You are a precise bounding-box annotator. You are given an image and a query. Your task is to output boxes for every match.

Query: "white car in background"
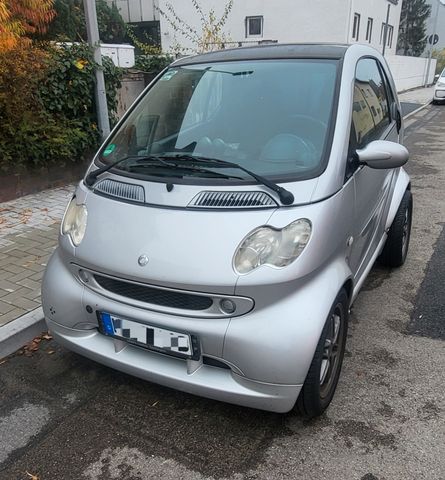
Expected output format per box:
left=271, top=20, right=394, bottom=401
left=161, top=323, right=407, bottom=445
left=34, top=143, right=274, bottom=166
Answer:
left=433, top=68, right=445, bottom=104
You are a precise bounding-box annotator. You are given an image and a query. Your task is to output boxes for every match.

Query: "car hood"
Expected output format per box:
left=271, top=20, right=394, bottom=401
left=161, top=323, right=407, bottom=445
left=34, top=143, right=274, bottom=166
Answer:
left=70, top=182, right=278, bottom=294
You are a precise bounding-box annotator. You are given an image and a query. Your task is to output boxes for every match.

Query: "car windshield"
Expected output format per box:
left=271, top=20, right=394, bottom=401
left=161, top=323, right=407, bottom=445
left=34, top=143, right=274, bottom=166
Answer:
left=100, top=59, right=339, bottom=182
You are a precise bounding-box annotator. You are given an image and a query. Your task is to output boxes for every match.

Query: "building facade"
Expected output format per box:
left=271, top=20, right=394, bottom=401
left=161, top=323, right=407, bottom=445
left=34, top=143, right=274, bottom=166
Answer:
left=158, top=0, right=403, bottom=55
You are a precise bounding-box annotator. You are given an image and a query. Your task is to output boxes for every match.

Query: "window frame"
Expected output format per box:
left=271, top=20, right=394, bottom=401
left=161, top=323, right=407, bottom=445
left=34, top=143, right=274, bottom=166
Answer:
left=366, top=17, right=373, bottom=43
left=352, top=13, right=361, bottom=41
left=245, top=16, right=264, bottom=38
left=346, top=56, right=395, bottom=180
left=380, top=23, right=394, bottom=47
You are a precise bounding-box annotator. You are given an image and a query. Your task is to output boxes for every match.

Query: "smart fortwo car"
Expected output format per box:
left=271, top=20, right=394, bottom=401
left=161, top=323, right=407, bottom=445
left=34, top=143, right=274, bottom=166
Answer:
left=42, top=44, right=412, bottom=417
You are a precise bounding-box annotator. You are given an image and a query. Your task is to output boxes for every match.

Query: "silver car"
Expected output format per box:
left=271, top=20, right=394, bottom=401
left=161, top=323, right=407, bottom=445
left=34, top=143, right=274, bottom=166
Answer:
left=433, top=67, right=445, bottom=104
left=42, top=44, right=412, bottom=417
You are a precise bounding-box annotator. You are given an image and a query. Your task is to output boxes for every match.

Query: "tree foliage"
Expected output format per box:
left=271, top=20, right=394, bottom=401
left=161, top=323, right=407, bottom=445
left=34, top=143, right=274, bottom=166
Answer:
left=0, top=42, right=121, bottom=172
left=0, top=0, right=55, bottom=52
left=397, top=0, right=432, bottom=57
left=433, top=48, right=445, bottom=74
left=158, top=0, right=234, bottom=54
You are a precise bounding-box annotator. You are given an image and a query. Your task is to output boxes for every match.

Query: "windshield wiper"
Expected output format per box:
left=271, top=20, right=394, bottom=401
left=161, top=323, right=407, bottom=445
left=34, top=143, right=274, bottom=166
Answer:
left=165, top=154, right=295, bottom=205
left=84, top=155, right=165, bottom=187
left=84, top=154, right=243, bottom=186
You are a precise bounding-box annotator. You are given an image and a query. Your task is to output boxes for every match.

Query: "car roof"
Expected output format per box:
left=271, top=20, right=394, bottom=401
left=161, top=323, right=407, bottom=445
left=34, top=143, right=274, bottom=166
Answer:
left=174, top=43, right=350, bottom=66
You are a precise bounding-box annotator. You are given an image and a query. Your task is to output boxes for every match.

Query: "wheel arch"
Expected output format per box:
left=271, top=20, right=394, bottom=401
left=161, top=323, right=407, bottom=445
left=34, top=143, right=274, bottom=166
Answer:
left=385, top=168, right=411, bottom=231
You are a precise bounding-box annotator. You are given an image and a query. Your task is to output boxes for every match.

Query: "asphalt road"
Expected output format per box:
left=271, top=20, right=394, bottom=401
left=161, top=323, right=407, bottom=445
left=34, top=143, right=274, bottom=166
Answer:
left=400, top=101, right=424, bottom=118
left=1, top=105, right=445, bottom=480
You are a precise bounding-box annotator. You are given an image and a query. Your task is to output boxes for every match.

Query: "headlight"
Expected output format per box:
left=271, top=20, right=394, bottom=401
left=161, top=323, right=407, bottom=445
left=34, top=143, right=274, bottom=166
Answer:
left=233, top=219, right=312, bottom=274
left=61, top=197, right=88, bottom=246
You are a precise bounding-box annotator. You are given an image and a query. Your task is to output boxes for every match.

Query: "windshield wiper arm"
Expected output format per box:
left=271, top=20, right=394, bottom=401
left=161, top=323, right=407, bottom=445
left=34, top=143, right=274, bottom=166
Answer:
left=168, top=154, right=295, bottom=205
left=84, top=155, right=178, bottom=187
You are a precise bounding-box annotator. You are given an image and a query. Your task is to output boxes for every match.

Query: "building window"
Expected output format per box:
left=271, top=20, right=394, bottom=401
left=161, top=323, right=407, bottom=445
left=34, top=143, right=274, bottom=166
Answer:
left=246, top=16, right=263, bottom=37
left=380, top=23, right=394, bottom=48
left=352, top=13, right=360, bottom=40
left=366, top=18, right=373, bottom=42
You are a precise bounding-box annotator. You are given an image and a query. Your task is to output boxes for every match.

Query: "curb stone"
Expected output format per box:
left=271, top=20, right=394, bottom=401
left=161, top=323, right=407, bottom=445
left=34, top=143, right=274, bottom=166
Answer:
left=0, top=307, right=46, bottom=360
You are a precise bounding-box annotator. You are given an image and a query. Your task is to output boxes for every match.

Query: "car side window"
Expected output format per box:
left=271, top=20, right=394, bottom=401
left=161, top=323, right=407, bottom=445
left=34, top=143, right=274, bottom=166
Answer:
left=346, top=58, right=391, bottom=180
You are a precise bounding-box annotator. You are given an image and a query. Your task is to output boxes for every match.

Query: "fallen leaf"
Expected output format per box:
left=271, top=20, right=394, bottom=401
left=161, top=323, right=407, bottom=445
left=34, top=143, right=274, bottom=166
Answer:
left=47, top=350, right=55, bottom=355
left=42, top=334, right=52, bottom=340
left=25, top=471, right=39, bottom=480
left=0, top=360, right=6, bottom=366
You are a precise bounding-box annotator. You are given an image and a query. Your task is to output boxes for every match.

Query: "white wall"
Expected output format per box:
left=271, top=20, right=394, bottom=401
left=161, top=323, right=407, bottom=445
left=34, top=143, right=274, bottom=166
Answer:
left=386, top=55, right=437, bottom=91
left=158, top=0, right=402, bottom=54
left=159, top=0, right=351, bottom=53
left=349, top=0, right=402, bottom=55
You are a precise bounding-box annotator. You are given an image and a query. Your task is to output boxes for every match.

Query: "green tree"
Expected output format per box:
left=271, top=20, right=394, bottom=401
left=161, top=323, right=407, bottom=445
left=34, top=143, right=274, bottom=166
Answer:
left=397, top=0, right=432, bottom=57
left=44, top=0, right=126, bottom=43
left=433, top=48, right=445, bottom=74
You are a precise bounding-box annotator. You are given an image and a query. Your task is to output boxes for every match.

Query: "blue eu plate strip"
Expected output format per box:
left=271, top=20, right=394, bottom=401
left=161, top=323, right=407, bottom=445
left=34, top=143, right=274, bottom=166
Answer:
left=100, top=313, right=114, bottom=335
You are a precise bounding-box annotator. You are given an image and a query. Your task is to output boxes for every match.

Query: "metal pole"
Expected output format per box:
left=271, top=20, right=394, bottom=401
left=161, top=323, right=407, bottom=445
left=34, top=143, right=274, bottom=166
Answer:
left=83, top=0, right=111, bottom=139
left=382, top=3, right=391, bottom=56
left=425, top=0, right=440, bottom=87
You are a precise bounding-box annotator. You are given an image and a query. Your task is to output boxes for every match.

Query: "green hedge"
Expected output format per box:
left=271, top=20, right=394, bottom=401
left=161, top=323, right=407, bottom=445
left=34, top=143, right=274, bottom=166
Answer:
left=0, top=42, right=122, bottom=173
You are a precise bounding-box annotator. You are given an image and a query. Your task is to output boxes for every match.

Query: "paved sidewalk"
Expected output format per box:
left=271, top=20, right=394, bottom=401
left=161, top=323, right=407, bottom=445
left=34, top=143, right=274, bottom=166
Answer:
left=0, top=185, right=74, bottom=327
left=398, top=85, right=434, bottom=105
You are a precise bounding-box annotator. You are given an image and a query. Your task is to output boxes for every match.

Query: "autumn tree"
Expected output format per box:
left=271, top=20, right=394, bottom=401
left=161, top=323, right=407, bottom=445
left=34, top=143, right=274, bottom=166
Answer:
left=0, top=0, right=55, bottom=52
left=397, top=0, right=432, bottom=57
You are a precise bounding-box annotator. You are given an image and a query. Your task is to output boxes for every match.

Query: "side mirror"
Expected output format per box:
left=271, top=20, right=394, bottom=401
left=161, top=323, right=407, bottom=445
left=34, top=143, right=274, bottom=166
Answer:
left=356, top=140, right=409, bottom=169
left=435, top=74, right=440, bottom=83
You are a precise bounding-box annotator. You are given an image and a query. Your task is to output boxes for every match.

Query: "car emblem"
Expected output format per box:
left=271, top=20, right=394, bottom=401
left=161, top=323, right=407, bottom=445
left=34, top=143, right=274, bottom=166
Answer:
left=138, top=254, right=149, bottom=267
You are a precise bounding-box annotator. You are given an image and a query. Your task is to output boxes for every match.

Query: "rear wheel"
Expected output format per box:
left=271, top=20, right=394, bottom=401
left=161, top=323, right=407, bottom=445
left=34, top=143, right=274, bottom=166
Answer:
left=296, top=289, right=349, bottom=418
left=379, top=189, right=412, bottom=268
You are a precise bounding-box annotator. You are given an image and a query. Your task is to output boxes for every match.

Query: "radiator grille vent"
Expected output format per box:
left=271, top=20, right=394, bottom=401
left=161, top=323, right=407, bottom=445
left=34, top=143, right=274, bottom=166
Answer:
left=94, top=275, right=213, bottom=311
left=189, top=191, right=277, bottom=209
left=94, top=179, right=145, bottom=203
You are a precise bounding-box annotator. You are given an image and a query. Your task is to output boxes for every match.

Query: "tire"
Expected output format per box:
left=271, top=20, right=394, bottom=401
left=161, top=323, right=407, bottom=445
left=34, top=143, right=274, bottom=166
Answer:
left=296, top=289, right=349, bottom=418
left=379, top=189, right=413, bottom=268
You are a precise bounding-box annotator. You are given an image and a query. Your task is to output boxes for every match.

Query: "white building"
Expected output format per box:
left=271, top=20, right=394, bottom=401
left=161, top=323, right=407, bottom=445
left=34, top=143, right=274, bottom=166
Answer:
left=158, top=0, right=403, bottom=56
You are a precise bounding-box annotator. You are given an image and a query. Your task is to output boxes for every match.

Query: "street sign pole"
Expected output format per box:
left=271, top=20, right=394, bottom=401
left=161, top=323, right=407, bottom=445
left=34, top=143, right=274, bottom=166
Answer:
left=83, top=0, right=111, bottom=139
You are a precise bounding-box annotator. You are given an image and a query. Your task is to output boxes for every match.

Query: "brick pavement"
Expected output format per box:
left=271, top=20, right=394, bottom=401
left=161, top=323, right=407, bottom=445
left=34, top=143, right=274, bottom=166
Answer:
left=0, top=185, right=75, bottom=326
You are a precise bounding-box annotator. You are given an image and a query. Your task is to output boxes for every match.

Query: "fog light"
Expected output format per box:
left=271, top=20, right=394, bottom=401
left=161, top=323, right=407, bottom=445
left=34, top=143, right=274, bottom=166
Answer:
left=220, top=299, right=236, bottom=314
left=79, top=269, right=89, bottom=283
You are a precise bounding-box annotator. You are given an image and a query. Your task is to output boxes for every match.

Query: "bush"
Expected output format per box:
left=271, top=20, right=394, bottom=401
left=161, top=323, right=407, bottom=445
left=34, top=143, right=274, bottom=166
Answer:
left=134, top=54, right=172, bottom=74
left=0, top=41, right=122, bottom=173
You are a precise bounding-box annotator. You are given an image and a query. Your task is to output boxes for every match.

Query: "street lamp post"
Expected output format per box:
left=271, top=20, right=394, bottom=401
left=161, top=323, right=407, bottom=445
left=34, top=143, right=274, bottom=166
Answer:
left=425, top=0, right=445, bottom=87
left=83, top=0, right=111, bottom=139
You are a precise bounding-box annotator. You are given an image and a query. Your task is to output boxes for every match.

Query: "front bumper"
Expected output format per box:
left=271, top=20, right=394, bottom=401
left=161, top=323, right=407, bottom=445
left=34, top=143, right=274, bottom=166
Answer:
left=46, top=317, right=300, bottom=413
left=42, top=249, right=305, bottom=412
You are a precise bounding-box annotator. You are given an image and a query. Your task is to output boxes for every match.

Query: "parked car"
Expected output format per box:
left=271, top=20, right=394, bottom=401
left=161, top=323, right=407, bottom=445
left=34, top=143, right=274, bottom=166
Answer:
left=433, top=68, right=445, bottom=104
left=42, top=43, right=412, bottom=417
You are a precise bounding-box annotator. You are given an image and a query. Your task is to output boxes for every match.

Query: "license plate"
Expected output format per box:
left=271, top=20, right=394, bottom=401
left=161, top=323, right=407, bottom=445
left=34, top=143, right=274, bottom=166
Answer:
left=98, top=312, right=198, bottom=359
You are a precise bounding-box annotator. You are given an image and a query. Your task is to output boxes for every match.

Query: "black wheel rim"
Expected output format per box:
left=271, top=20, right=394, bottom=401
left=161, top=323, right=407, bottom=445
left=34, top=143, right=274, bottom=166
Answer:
left=319, top=303, right=345, bottom=399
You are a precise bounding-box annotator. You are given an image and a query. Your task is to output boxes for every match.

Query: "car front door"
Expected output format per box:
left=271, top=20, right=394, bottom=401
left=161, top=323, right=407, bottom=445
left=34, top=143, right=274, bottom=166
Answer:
left=348, top=57, right=400, bottom=281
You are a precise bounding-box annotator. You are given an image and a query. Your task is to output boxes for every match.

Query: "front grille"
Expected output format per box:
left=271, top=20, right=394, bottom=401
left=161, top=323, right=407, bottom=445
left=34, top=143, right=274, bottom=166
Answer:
left=189, top=191, right=278, bottom=209
left=94, top=275, right=213, bottom=311
left=94, top=179, right=145, bottom=203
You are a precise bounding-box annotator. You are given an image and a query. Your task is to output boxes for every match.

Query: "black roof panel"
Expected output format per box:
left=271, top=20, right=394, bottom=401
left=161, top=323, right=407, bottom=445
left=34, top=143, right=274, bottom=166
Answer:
left=174, top=43, right=349, bottom=66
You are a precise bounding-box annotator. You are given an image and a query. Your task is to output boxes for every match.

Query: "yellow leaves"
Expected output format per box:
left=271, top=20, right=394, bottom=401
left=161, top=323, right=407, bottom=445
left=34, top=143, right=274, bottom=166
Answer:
left=0, top=0, right=55, bottom=53
left=74, top=58, right=88, bottom=70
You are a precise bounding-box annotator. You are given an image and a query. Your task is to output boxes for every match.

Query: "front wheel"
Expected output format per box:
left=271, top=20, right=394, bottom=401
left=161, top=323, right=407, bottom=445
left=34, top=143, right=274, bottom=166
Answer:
left=296, top=289, right=349, bottom=418
left=379, top=189, right=413, bottom=268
